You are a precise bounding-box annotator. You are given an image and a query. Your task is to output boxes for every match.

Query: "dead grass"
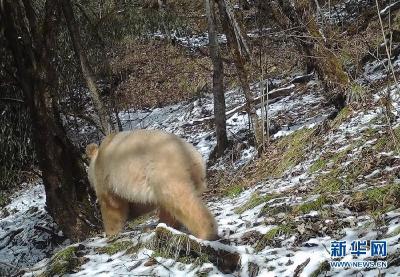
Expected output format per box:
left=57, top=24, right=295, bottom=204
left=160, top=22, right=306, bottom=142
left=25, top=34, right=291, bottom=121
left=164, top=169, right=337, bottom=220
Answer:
left=347, top=183, right=400, bottom=213
left=110, top=39, right=212, bottom=109
left=166, top=0, right=207, bottom=31
left=214, top=128, right=317, bottom=197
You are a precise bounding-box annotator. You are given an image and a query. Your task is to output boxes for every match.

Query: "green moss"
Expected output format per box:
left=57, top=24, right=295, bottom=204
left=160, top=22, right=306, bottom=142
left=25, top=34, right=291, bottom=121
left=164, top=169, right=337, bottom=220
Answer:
left=293, top=196, right=328, bottom=214
left=363, top=127, right=376, bottom=138
left=344, top=162, right=364, bottom=185
left=310, top=144, right=353, bottom=176
left=261, top=203, right=293, bottom=216
left=330, top=106, right=351, bottom=128
left=309, top=158, right=327, bottom=173
left=235, top=193, right=276, bottom=214
left=39, top=246, right=79, bottom=277
left=150, top=227, right=205, bottom=265
left=352, top=183, right=400, bottom=213
left=374, top=126, right=400, bottom=153
left=97, top=240, right=135, bottom=255
left=149, top=226, right=240, bottom=272
left=330, top=148, right=350, bottom=164
left=375, top=136, right=389, bottom=152
left=347, top=83, right=367, bottom=103
left=225, top=185, right=244, bottom=198
left=271, top=128, right=315, bottom=177
left=314, top=145, right=363, bottom=192
left=315, top=168, right=343, bottom=193
left=366, top=187, right=391, bottom=207
left=309, top=260, right=330, bottom=277
left=365, top=184, right=400, bottom=211
left=255, top=224, right=296, bottom=252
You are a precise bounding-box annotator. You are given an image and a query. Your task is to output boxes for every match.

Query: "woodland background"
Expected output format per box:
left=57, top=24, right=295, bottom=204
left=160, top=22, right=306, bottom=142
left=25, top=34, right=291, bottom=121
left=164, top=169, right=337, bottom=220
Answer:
left=1, top=0, right=400, bottom=276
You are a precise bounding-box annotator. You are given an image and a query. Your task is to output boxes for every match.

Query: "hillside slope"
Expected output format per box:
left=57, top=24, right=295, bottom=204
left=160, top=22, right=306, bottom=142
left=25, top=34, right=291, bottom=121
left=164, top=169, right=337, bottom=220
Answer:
left=1, top=59, right=399, bottom=275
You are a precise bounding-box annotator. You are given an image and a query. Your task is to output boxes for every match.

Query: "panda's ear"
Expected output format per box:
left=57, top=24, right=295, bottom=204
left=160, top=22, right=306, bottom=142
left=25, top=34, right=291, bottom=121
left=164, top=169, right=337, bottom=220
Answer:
left=85, top=143, right=99, bottom=159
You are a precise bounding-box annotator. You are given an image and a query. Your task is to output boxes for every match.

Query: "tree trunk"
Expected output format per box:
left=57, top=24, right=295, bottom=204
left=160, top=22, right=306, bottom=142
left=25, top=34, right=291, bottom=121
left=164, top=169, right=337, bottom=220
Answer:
left=1, top=0, right=100, bottom=241
left=205, top=0, right=228, bottom=157
left=60, top=0, right=113, bottom=135
left=268, top=0, right=349, bottom=108
left=216, top=0, right=262, bottom=149
left=157, top=0, right=171, bottom=39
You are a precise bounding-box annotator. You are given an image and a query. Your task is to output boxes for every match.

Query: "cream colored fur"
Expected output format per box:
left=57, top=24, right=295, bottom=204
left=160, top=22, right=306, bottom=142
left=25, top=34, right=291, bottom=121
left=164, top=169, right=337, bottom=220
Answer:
left=86, top=129, right=218, bottom=240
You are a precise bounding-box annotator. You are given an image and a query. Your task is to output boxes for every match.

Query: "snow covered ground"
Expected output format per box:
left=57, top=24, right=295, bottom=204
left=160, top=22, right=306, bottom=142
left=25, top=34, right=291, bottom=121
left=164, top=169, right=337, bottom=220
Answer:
left=2, top=63, right=400, bottom=276
left=0, top=183, right=70, bottom=275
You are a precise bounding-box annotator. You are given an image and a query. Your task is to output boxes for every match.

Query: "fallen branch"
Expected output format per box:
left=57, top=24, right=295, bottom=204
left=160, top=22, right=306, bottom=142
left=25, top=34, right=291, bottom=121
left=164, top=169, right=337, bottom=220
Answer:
left=0, top=97, right=24, bottom=104
left=293, top=257, right=311, bottom=277
left=190, top=84, right=295, bottom=125
left=380, top=1, right=400, bottom=16
left=226, top=84, right=294, bottom=118
left=144, top=253, right=171, bottom=272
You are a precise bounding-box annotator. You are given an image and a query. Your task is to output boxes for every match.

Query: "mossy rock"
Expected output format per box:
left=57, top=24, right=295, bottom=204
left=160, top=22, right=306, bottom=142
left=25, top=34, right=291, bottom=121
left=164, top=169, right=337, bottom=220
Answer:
left=38, top=246, right=80, bottom=277
left=97, top=239, right=137, bottom=255
left=149, top=226, right=240, bottom=273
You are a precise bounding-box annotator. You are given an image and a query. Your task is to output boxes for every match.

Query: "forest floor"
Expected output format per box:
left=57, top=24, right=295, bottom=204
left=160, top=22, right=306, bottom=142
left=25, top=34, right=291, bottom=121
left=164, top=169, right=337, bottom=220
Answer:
left=1, top=49, right=400, bottom=276
left=2, top=1, right=400, bottom=275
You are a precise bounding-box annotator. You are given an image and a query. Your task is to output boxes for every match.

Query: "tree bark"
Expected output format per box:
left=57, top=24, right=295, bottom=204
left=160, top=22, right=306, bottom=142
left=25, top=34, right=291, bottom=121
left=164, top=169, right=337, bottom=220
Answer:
left=267, top=0, right=349, bottom=108
left=157, top=0, right=171, bottom=39
left=1, top=0, right=100, bottom=241
left=60, top=0, right=113, bottom=135
left=205, top=0, right=228, bottom=157
left=216, top=0, right=262, bottom=149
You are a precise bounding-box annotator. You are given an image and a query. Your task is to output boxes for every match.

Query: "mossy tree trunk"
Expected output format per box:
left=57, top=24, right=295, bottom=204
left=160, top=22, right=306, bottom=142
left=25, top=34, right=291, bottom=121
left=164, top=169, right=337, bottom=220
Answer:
left=1, top=0, right=100, bottom=241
